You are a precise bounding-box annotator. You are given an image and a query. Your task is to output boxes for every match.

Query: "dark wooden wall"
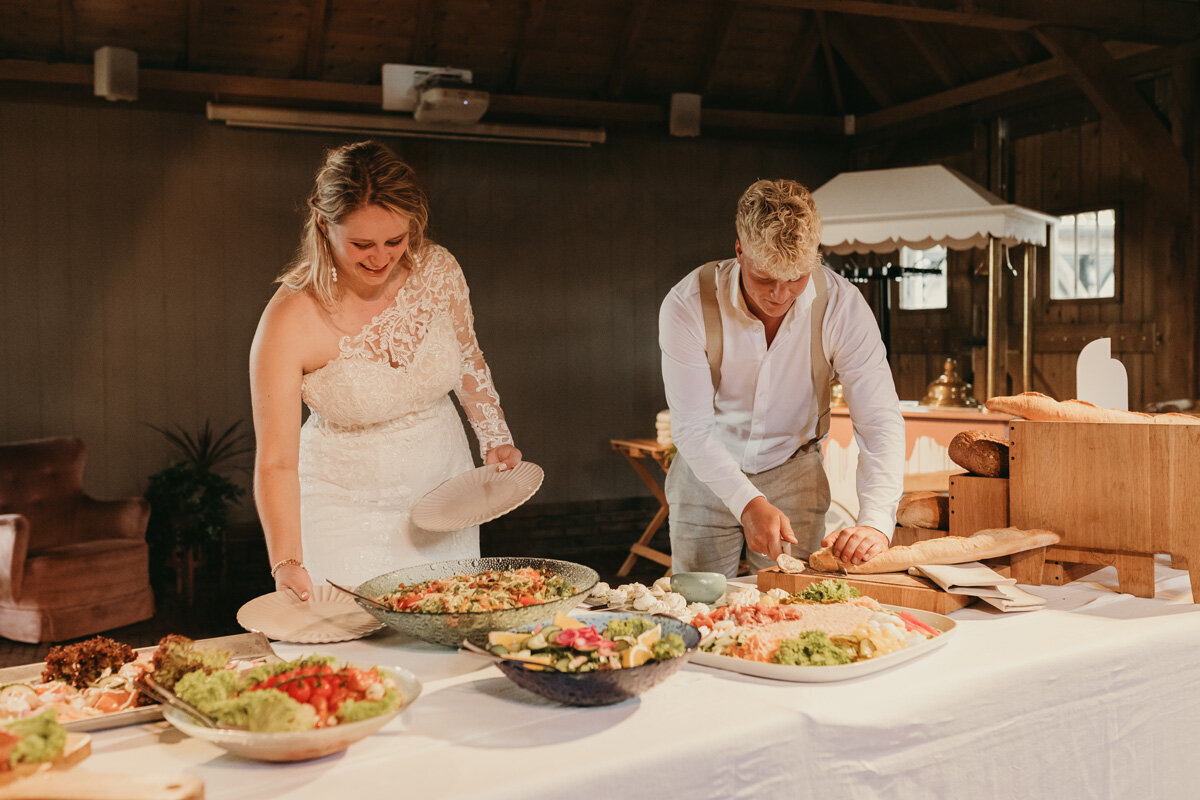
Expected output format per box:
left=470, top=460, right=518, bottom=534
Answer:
left=0, top=98, right=843, bottom=510
left=880, top=107, right=1196, bottom=410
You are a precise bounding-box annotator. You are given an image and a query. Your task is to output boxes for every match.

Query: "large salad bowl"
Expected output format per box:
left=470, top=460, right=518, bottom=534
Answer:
left=354, top=557, right=599, bottom=648
left=162, top=663, right=422, bottom=762
left=495, top=611, right=701, bottom=706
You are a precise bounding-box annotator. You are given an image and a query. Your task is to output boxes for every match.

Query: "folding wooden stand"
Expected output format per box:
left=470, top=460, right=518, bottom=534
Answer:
left=610, top=438, right=673, bottom=577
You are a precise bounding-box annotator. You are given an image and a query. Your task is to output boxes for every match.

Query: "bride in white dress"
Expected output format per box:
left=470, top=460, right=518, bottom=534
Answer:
left=250, top=141, right=521, bottom=600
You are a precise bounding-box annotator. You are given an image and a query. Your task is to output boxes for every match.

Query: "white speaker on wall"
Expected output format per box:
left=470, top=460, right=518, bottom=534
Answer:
left=669, top=92, right=702, bottom=138
left=94, top=46, right=138, bottom=102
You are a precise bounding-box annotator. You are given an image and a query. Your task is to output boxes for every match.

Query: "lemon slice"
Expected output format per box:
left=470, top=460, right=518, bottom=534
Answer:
left=636, top=624, right=662, bottom=648
left=621, top=644, right=654, bottom=669
left=553, top=612, right=587, bottom=630
left=488, top=631, right=532, bottom=649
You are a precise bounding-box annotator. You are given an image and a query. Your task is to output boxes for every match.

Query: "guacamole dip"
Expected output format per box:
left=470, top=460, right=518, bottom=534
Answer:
left=797, top=579, right=861, bottom=603
left=772, top=631, right=854, bottom=667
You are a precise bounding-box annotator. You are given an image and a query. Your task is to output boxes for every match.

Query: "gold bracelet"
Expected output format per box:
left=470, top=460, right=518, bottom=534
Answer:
left=270, top=558, right=304, bottom=579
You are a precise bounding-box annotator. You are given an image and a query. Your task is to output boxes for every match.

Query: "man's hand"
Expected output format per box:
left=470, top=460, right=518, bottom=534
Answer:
left=821, top=526, right=889, bottom=565
left=740, top=497, right=798, bottom=560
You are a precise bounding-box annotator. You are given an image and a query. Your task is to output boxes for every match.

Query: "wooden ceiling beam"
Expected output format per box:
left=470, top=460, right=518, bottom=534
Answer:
left=303, top=0, right=330, bottom=79
left=897, top=19, right=967, bottom=88
left=1034, top=25, right=1190, bottom=208
left=999, top=31, right=1039, bottom=66
left=699, top=0, right=738, bottom=97
left=822, top=14, right=893, bottom=107
left=777, top=19, right=822, bottom=109
left=814, top=12, right=844, bottom=115
left=857, top=40, right=1156, bottom=133
left=746, top=0, right=1198, bottom=41
left=0, top=59, right=845, bottom=135
left=185, top=0, right=202, bottom=69
left=609, top=0, right=651, bottom=99
left=507, top=0, right=547, bottom=93
left=58, top=0, right=75, bottom=62
left=409, top=0, right=439, bottom=65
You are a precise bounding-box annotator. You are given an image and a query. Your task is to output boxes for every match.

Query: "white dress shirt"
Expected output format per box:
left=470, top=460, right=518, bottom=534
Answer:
left=659, top=258, right=905, bottom=537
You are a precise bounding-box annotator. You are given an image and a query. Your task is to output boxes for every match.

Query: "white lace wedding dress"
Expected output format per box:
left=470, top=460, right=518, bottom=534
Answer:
left=297, top=244, right=513, bottom=585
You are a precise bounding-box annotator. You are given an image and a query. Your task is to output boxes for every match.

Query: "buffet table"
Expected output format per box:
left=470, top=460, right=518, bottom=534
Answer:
left=79, top=561, right=1200, bottom=799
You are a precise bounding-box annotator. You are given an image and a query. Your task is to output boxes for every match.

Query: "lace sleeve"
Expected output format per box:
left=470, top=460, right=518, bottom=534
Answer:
left=443, top=250, right=514, bottom=458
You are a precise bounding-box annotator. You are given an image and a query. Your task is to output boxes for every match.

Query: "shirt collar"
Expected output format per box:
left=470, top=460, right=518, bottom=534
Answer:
left=723, top=258, right=816, bottom=331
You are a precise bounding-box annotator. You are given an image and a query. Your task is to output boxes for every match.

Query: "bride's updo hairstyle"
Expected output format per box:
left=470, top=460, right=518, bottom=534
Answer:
left=279, top=140, right=430, bottom=307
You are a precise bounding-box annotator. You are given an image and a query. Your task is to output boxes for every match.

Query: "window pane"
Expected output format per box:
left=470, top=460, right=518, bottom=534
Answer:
left=899, top=245, right=948, bottom=310
left=1051, top=209, right=1116, bottom=300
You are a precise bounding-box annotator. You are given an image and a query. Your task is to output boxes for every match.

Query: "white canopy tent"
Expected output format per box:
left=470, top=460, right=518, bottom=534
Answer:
left=811, top=165, right=1060, bottom=398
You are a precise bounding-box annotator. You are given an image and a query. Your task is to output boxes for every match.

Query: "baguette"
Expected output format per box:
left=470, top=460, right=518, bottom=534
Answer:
left=948, top=430, right=1009, bottom=477
left=986, top=393, right=1153, bottom=424
left=1153, top=412, right=1200, bottom=425
left=808, top=526, right=1060, bottom=574
left=896, top=491, right=949, bottom=530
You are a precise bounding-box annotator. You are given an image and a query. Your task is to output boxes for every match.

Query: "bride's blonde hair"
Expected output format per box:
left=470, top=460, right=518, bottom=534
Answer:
left=279, top=140, right=430, bottom=307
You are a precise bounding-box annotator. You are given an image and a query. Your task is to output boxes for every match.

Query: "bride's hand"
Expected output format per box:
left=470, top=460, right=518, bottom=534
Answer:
left=485, top=445, right=523, bottom=472
left=276, top=564, right=313, bottom=602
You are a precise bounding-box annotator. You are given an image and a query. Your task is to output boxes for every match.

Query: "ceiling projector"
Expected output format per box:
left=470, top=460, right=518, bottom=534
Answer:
left=414, top=75, right=490, bottom=124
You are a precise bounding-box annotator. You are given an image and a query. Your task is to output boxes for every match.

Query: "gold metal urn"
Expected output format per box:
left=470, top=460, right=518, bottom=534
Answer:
left=921, top=357, right=979, bottom=408
left=830, top=379, right=846, bottom=407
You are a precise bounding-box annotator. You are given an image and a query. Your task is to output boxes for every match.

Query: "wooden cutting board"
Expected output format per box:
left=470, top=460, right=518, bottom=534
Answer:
left=757, top=567, right=976, bottom=614
left=0, top=732, right=91, bottom=788
left=0, top=773, right=202, bottom=800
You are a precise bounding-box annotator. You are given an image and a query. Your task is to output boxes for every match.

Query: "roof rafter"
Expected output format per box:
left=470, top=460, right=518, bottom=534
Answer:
left=303, top=0, right=330, bottom=80
left=746, top=0, right=1198, bottom=42
left=699, top=0, right=738, bottom=97
left=822, top=14, right=894, bottom=107
left=897, top=20, right=967, bottom=88
left=409, top=0, right=439, bottom=66
left=508, top=0, right=547, bottom=93
left=776, top=16, right=822, bottom=109
left=1034, top=25, right=1190, bottom=208
left=185, top=0, right=202, bottom=69
left=609, top=0, right=651, bottom=99
left=58, top=0, right=75, bottom=61
left=815, top=11, right=845, bottom=114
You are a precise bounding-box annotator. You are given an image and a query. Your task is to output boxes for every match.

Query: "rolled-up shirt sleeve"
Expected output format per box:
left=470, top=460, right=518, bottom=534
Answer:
left=659, top=281, right=763, bottom=520
left=825, top=285, right=905, bottom=538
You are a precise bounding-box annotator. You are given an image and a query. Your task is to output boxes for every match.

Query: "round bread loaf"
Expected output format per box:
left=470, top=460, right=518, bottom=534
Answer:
left=948, top=430, right=1010, bottom=477
left=896, top=491, right=949, bottom=530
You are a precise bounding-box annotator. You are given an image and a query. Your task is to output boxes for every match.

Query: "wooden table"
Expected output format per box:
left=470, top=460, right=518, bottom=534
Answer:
left=609, top=438, right=673, bottom=576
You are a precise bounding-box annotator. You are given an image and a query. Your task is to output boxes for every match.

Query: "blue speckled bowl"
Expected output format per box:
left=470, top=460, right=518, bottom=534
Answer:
left=355, top=557, right=599, bottom=648
left=494, top=611, right=700, bottom=706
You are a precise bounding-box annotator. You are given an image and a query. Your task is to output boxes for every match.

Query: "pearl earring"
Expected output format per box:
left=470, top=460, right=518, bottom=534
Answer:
left=331, top=266, right=338, bottom=283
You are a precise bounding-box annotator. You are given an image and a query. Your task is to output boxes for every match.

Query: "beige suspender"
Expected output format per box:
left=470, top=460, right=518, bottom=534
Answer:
left=698, top=259, right=833, bottom=448
left=697, top=261, right=724, bottom=392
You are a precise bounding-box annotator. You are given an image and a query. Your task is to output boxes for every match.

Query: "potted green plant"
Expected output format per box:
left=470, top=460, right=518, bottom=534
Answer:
left=144, top=420, right=253, bottom=601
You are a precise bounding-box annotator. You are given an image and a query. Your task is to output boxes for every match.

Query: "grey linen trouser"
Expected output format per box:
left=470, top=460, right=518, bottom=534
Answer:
left=666, top=448, right=830, bottom=578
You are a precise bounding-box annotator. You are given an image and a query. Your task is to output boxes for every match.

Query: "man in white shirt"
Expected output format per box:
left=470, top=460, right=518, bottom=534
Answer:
left=659, top=179, right=904, bottom=576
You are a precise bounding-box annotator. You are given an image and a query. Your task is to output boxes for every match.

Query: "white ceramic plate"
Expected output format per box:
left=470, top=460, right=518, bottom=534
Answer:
left=236, top=586, right=384, bottom=643
left=689, top=604, right=956, bottom=682
left=163, top=664, right=421, bottom=762
left=411, top=461, right=544, bottom=531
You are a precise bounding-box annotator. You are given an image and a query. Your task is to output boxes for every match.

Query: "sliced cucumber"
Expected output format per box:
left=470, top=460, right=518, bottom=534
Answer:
left=489, top=644, right=510, bottom=656
left=539, top=625, right=561, bottom=642
left=524, top=633, right=548, bottom=651
left=0, top=684, right=38, bottom=706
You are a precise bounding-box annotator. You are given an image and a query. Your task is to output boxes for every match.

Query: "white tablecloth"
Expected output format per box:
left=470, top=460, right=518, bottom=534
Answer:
left=81, top=559, right=1200, bottom=799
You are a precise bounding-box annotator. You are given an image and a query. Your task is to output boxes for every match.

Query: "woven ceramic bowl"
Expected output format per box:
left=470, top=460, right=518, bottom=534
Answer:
left=355, top=557, right=599, bottom=648
left=162, top=664, right=421, bottom=762
left=494, top=611, right=700, bottom=707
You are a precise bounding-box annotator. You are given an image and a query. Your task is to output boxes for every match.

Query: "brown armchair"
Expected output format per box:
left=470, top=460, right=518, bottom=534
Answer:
left=0, top=437, right=154, bottom=643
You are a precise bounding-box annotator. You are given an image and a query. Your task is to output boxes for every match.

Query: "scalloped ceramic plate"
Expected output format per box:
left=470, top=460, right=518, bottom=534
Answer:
left=411, top=461, right=544, bottom=531
left=236, top=586, right=384, bottom=643
left=689, top=603, right=956, bottom=682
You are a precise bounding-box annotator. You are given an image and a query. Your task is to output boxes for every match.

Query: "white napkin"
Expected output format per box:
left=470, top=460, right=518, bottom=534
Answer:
left=909, top=562, right=1047, bottom=613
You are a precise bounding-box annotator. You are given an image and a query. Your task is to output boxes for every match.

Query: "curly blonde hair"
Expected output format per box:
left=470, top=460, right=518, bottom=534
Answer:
left=278, top=140, right=430, bottom=308
left=734, top=179, right=823, bottom=280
